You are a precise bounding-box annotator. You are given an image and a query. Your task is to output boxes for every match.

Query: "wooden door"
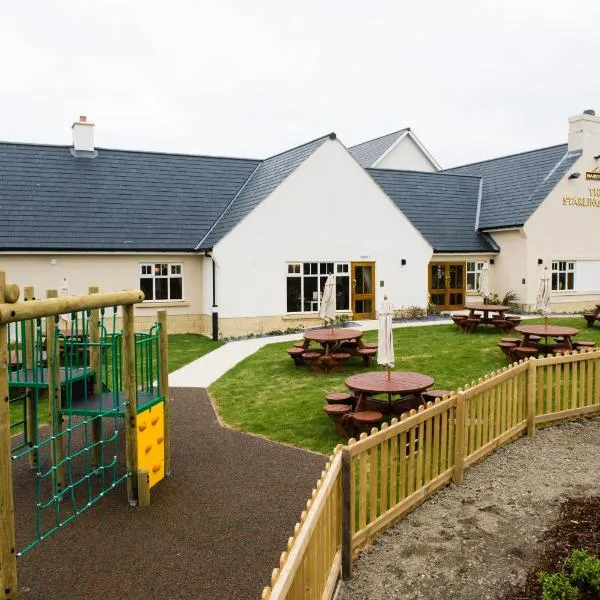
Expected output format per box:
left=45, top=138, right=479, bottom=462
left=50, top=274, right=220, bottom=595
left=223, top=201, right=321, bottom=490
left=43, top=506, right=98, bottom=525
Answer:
left=428, top=263, right=465, bottom=310
left=351, top=262, right=376, bottom=319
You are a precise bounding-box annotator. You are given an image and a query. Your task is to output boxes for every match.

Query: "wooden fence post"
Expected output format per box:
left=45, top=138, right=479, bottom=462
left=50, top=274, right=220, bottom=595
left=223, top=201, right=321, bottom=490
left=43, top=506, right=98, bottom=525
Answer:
left=122, top=304, right=139, bottom=506
left=453, top=390, right=466, bottom=485
left=341, top=447, right=352, bottom=581
left=157, top=310, right=171, bottom=475
left=88, top=287, right=102, bottom=467
left=46, top=289, right=65, bottom=494
left=23, top=286, right=36, bottom=469
left=0, top=271, right=19, bottom=600
left=527, top=358, right=537, bottom=438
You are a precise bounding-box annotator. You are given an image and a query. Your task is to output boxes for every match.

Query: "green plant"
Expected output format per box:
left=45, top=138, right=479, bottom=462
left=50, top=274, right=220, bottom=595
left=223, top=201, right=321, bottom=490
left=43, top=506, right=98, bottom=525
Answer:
left=426, top=301, right=441, bottom=316
left=405, top=305, right=426, bottom=319
left=566, top=548, right=600, bottom=592
left=502, top=290, right=520, bottom=307
left=538, top=571, right=579, bottom=600
left=335, top=314, right=351, bottom=326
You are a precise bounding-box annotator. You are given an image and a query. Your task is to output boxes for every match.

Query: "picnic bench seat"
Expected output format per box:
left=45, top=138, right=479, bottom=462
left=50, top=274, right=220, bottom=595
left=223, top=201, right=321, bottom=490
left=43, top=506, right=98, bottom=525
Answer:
left=325, top=392, right=355, bottom=406
left=422, top=389, right=451, bottom=402
left=510, top=346, right=539, bottom=361
left=323, top=404, right=352, bottom=437
left=330, top=352, right=352, bottom=364
left=498, top=342, right=518, bottom=359
left=356, top=347, right=377, bottom=366
left=459, top=317, right=481, bottom=333
left=492, top=319, right=515, bottom=334
left=286, top=347, right=304, bottom=365
left=583, top=310, right=600, bottom=327
left=573, top=340, right=596, bottom=350
left=351, top=410, right=383, bottom=435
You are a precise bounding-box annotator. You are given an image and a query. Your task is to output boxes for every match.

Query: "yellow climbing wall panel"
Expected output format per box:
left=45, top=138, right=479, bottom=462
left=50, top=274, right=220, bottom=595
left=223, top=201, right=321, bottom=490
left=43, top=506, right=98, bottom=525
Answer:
left=136, top=401, right=165, bottom=488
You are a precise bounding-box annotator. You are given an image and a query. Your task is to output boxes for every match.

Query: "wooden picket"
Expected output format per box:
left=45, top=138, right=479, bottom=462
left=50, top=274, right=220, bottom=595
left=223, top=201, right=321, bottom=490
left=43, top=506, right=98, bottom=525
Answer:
left=262, top=348, right=600, bottom=599
left=262, top=448, right=343, bottom=600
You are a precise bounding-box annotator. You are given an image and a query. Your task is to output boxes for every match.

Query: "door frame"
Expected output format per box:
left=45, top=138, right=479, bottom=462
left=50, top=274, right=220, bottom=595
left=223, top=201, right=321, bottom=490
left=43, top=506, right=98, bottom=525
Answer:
left=428, top=262, right=466, bottom=310
left=351, top=262, right=376, bottom=320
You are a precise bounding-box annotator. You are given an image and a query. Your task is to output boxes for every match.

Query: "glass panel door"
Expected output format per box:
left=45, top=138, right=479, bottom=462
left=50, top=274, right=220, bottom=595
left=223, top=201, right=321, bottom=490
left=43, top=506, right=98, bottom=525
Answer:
left=351, top=262, right=375, bottom=319
left=428, top=263, right=465, bottom=310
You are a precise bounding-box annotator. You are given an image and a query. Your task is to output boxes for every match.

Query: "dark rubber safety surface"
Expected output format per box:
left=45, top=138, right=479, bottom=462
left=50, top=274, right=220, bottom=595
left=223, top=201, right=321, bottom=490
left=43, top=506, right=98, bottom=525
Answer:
left=12, top=388, right=327, bottom=599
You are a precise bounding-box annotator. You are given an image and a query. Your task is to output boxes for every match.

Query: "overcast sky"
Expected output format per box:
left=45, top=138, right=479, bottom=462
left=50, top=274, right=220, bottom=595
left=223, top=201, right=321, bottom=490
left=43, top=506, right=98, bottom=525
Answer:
left=1, top=1, right=599, bottom=168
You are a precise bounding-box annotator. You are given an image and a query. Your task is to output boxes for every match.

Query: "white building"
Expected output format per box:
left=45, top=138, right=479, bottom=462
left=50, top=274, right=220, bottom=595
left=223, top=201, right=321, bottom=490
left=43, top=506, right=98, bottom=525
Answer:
left=1, top=110, right=599, bottom=337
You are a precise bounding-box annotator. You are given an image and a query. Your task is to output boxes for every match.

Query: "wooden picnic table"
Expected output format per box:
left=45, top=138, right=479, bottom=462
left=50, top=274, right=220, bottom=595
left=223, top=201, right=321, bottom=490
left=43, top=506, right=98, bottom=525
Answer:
left=345, top=371, right=434, bottom=413
left=302, top=328, right=363, bottom=372
left=464, top=303, right=511, bottom=325
left=514, top=324, right=579, bottom=352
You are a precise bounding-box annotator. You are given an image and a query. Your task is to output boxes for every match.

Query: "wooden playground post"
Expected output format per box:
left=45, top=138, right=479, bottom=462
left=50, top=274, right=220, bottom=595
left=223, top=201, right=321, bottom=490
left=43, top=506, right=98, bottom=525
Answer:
left=88, top=287, right=102, bottom=467
left=0, top=272, right=19, bottom=600
left=23, top=286, right=37, bottom=468
left=157, top=310, right=171, bottom=475
left=122, top=304, right=139, bottom=506
left=45, top=289, right=65, bottom=494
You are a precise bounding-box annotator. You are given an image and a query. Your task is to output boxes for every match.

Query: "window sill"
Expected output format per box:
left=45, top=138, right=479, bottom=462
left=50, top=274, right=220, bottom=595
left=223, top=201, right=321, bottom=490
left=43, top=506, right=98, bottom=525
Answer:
left=138, top=300, right=190, bottom=308
left=282, top=311, right=352, bottom=320
left=552, top=291, right=600, bottom=297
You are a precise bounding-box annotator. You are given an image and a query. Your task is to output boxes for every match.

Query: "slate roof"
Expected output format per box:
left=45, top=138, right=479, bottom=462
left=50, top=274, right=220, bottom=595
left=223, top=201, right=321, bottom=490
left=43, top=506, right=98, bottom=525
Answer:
left=368, top=168, right=497, bottom=253
left=197, top=134, right=331, bottom=249
left=348, top=129, right=408, bottom=167
left=0, top=143, right=260, bottom=251
left=444, top=144, right=582, bottom=229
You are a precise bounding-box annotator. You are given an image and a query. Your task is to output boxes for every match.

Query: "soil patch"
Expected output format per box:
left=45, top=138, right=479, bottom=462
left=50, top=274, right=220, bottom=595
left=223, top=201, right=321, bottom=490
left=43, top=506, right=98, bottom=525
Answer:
left=337, top=417, right=600, bottom=600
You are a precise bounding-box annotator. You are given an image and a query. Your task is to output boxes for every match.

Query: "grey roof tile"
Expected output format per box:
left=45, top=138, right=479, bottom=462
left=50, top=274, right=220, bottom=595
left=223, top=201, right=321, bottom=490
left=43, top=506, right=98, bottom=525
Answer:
left=348, top=129, right=408, bottom=167
left=444, top=145, right=582, bottom=229
left=198, top=134, right=331, bottom=249
left=0, top=143, right=260, bottom=251
left=368, top=168, right=496, bottom=253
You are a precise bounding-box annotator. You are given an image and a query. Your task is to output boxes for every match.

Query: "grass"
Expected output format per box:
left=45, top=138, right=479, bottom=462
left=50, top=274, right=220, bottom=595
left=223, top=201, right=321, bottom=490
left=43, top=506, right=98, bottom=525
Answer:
left=209, top=317, right=600, bottom=455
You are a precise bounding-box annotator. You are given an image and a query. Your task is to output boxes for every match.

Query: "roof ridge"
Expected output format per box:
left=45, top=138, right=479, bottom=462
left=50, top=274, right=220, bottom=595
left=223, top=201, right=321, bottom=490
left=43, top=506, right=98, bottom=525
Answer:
left=446, top=143, right=567, bottom=170
left=0, top=140, right=262, bottom=162
left=367, top=167, right=481, bottom=180
left=263, top=133, right=333, bottom=161
left=348, top=128, right=408, bottom=150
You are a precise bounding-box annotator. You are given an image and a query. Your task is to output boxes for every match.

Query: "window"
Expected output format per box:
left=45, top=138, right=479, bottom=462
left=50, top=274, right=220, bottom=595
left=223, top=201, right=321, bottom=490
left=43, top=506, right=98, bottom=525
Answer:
left=140, top=263, right=183, bottom=300
left=551, top=261, right=574, bottom=291
left=466, top=261, right=486, bottom=292
left=286, top=262, right=350, bottom=313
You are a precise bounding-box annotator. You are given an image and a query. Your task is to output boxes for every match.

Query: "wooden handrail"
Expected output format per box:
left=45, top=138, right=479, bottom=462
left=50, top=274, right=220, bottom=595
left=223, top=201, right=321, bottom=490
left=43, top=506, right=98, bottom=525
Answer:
left=0, top=290, right=144, bottom=324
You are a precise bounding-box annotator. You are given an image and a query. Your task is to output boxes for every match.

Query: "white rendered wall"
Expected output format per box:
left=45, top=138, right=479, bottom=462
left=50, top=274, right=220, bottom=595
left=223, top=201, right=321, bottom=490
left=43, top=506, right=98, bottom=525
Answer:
left=375, top=136, right=439, bottom=172
left=0, top=253, right=204, bottom=317
left=524, top=151, right=600, bottom=306
left=486, top=231, right=529, bottom=304
left=212, top=139, right=433, bottom=318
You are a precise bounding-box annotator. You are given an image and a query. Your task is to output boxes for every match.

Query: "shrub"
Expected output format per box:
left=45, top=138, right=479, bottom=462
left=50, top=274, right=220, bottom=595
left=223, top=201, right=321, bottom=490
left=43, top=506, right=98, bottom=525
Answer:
left=538, top=571, right=579, bottom=600
left=502, top=290, right=520, bottom=307
left=566, top=548, right=600, bottom=593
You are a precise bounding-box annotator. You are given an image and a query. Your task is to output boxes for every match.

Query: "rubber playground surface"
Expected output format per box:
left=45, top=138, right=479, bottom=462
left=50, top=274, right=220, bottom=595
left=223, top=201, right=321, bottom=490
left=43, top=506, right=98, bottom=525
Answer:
left=13, top=388, right=327, bottom=599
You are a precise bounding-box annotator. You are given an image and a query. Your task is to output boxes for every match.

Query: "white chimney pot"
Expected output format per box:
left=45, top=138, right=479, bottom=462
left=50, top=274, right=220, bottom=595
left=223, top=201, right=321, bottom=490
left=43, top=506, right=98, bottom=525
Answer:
left=72, top=115, right=95, bottom=152
left=568, top=109, right=600, bottom=154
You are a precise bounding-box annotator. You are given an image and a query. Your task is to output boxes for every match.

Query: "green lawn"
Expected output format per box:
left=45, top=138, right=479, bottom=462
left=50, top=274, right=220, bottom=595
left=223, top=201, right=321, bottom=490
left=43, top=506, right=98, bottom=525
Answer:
left=209, top=317, right=600, bottom=455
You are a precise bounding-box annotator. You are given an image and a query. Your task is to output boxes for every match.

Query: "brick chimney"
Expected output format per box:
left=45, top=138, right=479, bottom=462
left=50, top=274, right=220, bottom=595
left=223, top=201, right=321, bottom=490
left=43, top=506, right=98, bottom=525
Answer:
left=568, top=109, right=600, bottom=154
left=71, top=115, right=95, bottom=153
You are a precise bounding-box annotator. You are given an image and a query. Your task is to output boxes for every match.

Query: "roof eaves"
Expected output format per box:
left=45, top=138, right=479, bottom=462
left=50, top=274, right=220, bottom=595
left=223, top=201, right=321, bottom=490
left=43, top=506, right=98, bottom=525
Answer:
left=348, top=128, right=408, bottom=152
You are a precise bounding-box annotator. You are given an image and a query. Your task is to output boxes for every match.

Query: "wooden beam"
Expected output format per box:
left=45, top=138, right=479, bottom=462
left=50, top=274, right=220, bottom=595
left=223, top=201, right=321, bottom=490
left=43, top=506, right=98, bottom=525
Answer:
left=157, top=310, right=171, bottom=475
left=0, top=271, right=19, bottom=600
left=341, top=448, right=352, bottom=581
left=527, top=359, right=537, bottom=438
left=23, top=287, right=37, bottom=469
left=122, top=304, right=139, bottom=506
left=88, top=287, right=102, bottom=467
left=46, top=290, right=65, bottom=495
left=0, top=290, right=144, bottom=324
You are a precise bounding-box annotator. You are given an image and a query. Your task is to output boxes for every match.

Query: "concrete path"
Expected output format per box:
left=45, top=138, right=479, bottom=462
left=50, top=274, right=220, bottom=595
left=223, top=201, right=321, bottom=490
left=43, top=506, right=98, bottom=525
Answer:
left=168, top=317, right=454, bottom=388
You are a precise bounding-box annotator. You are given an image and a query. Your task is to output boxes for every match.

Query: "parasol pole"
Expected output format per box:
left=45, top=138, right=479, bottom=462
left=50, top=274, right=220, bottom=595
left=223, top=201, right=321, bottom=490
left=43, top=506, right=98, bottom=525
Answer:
left=387, top=365, right=391, bottom=381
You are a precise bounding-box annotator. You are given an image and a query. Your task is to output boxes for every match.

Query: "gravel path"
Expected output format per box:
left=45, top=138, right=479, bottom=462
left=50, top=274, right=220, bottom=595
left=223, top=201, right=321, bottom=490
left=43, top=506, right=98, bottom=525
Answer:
left=337, top=416, right=600, bottom=600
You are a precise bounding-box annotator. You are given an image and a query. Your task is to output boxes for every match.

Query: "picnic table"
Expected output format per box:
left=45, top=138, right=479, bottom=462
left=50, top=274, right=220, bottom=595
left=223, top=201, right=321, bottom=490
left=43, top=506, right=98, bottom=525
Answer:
left=345, top=371, right=434, bottom=414
left=300, top=328, right=370, bottom=372
left=514, top=324, right=579, bottom=354
left=454, top=304, right=520, bottom=333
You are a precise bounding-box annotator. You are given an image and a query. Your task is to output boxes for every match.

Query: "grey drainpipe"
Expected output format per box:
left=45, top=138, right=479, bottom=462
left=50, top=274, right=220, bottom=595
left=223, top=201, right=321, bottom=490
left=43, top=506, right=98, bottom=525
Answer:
left=211, top=254, right=218, bottom=341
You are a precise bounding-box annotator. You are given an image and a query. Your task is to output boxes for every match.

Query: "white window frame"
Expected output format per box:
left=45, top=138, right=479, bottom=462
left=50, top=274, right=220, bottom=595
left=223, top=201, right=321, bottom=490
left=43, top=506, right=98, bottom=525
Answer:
left=551, top=260, right=575, bottom=292
left=139, top=262, right=184, bottom=301
left=466, top=261, right=486, bottom=293
left=286, top=261, right=350, bottom=313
